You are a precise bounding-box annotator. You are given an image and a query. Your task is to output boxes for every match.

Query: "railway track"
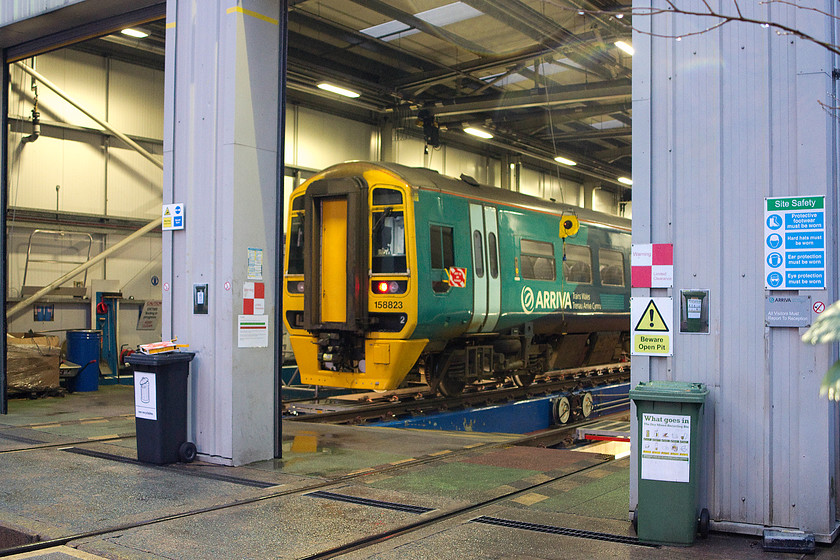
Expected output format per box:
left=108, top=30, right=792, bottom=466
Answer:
left=286, top=362, right=630, bottom=425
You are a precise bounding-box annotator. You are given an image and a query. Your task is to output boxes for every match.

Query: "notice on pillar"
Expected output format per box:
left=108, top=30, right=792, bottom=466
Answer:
left=765, top=195, right=825, bottom=290
left=134, top=371, right=157, bottom=420
left=162, top=203, right=185, bottom=231
left=238, top=315, right=269, bottom=348
left=247, top=248, right=263, bottom=280
left=641, top=413, right=691, bottom=483
left=631, top=297, right=673, bottom=356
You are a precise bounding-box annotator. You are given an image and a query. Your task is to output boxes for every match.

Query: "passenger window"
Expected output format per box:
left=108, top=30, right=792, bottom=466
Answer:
left=599, top=249, right=625, bottom=286
left=488, top=232, right=498, bottom=279
left=563, top=244, right=592, bottom=284
left=521, top=239, right=555, bottom=281
left=473, top=231, right=485, bottom=278
left=430, top=225, right=454, bottom=293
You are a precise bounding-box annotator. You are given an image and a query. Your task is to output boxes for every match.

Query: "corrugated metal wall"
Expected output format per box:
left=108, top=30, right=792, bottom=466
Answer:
left=632, top=0, right=840, bottom=539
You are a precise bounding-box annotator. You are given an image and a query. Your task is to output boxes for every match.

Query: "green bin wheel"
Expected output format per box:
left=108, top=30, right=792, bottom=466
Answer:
left=179, top=441, right=197, bottom=463
left=699, top=508, right=710, bottom=538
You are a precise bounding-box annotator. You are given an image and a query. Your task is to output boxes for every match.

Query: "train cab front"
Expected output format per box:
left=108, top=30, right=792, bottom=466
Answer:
left=282, top=166, right=427, bottom=391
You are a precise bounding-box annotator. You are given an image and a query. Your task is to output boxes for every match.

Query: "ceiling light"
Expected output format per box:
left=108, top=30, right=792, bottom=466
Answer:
left=618, top=177, right=633, bottom=185
left=615, top=41, right=635, bottom=56
left=316, top=82, right=360, bottom=98
left=464, top=126, right=493, bottom=139
left=554, top=156, right=577, bottom=166
left=121, top=28, right=149, bottom=38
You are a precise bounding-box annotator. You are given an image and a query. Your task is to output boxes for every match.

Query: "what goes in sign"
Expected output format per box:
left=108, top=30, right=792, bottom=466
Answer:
left=635, top=334, right=669, bottom=353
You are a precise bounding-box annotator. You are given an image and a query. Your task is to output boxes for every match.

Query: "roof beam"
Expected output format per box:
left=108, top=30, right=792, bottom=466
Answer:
left=431, top=78, right=630, bottom=117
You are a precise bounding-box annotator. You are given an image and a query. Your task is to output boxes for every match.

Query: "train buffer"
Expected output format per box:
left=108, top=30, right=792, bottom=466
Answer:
left=575, top=419, right=630, bottom=443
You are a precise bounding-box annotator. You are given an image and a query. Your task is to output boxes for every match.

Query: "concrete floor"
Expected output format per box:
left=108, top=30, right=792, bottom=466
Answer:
left=0, top=385, right=837, bottom=559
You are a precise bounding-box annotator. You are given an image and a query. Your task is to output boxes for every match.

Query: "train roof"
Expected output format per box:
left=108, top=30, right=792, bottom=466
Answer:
left=312, top=161, right=632, bottom=231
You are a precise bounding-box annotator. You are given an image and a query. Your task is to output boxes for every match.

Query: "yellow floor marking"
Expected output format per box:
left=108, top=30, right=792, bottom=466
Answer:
left=512, top=493, right=550, bottom=506
left=30, top=423, right=61, bottom=429
left=388, top=458, right=415, bottom=465
left=87, top=434, right=119, bottom=440
left=348, top=468, right=375, bottom=475
left=81, top=419, right=108, bottom=425
left=429, top=450, right=452, bottom=456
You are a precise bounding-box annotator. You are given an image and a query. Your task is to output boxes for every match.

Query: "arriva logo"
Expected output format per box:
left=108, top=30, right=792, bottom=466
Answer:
left=521, top=286, right=572, bottom=314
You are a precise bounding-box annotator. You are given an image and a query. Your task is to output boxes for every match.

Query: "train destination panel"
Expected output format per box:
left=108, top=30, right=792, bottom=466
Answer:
left=764, top=195, right=825, bottom=290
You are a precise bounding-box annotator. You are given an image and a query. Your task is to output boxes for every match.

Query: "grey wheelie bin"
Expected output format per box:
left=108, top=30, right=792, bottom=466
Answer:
left=630, top=380, right=709, bottom=545
left=126, top=351, right=197, bottom=465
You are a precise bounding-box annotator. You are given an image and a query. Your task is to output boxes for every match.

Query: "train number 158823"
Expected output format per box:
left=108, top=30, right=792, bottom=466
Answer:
left=373, top=300, right=403, bottom=310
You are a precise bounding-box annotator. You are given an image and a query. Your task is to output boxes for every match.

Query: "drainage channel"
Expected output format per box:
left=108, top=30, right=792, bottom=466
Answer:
left=297, top=456, right=652, bottom=560
left=0, top=427, right=630, bottom=558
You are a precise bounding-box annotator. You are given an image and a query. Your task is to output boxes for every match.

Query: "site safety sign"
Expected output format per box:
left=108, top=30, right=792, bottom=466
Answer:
left=631, top=297, right=673, bottom=356
left=764, top=195, right=825, bottom=290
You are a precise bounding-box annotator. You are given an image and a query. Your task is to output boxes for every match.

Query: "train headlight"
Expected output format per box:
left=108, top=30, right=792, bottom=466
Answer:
left=376, top=281, right=390, bottom=294
left=296, top=282, right=305, bottom=293
left=388, top=281, right=399, bottom=293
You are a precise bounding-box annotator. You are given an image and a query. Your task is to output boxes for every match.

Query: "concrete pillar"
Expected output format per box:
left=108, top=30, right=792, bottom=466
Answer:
left=582, top=180, right=597, bottom=210
left=162, top=0, right=281, bottom=466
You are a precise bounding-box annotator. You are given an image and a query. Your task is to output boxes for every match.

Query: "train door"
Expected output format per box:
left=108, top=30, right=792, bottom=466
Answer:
left=302, top=177, right=366, bottom=331
left=466, top=204, right=501, bottom=333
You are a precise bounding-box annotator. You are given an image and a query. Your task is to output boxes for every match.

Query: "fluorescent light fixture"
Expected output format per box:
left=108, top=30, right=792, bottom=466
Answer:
left=463, top=126, right=493, bottom=139
left=615, top=40, right=634, bottom=56
left=554, top=156, right=577, bottom=166
left=618, top=177, right=633, bottom=186
left=361, top=2, right=482, bottom=40
left=121, top=28, right=149, bottom=38
left=316, top=82, right=361, bottom=98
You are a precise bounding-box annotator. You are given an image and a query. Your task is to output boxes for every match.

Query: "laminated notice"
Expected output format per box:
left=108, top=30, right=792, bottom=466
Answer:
left=640, top=413, right=691, bottom=483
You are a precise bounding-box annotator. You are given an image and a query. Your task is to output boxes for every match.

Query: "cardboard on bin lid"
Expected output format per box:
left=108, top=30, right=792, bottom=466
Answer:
left=629, top=380, right=709, bottom=403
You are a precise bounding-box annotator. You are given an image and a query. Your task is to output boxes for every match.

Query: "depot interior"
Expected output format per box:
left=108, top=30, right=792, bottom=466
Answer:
left=4, top=1, right=632, bottom=400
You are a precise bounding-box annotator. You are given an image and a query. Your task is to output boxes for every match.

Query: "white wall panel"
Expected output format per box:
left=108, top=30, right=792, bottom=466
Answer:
left=294, top=106, right=377, bottom=169
left=106, top=145, right=163, bottom=219
left=633, top=0, right=840, bottom=540
left=393, top=135, right=427, bottom=168
left=592, top=188, right=615, bottom=214
left=108, top=59, right=164, bottom=139
left=32, top=50, right=106, bottom=129
left=8, top=128, right=105, bottom=214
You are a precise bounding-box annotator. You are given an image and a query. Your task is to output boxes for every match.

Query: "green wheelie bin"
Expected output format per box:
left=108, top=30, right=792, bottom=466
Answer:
left=630, top=380, right=710, bottom=545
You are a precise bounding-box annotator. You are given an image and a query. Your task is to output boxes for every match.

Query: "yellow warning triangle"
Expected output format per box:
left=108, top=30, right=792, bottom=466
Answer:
left=164, top=208, right=171, bottom=215
left=635, top=300, right=669, bottom=332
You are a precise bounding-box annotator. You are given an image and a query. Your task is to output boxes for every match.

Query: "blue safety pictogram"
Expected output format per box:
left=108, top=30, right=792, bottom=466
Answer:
left=766, top=253, right=783, bottom=268
left=766, top=233, right=783, bottom=250
left=767, top=272, right=783, bottom=288
left=766, top=214, right=782, bottom=230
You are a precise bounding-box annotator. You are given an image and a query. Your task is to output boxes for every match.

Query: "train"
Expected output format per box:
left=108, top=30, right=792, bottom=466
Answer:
left=282, top=161, right=631, bottom=395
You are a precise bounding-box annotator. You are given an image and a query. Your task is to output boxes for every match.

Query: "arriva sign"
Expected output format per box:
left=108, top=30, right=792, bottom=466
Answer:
left=521, top=286, right=572, bottom=314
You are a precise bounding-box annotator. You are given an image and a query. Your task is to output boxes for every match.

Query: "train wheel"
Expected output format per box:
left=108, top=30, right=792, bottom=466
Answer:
left=581, top=392, right=594, bottom=418
left=512, top=373, right=534, bottom=387
left=438, top=375, right=465, bottom=397
left=552, top=396, right=571, bottom=424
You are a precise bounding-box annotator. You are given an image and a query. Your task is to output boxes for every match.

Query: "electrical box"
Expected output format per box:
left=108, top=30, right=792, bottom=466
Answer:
left=194, top=284, right=208, bottom=314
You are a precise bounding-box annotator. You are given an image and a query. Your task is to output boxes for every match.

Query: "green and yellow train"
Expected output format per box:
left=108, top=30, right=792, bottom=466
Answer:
left=283, top=162, right=631, bottom=395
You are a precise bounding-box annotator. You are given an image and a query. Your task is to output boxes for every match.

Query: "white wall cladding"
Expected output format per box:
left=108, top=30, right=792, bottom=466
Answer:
left=632, top=0, right=840, bottom=539
left=286, top=105, right=378, bottom=169
left=7, top=50, right=163, bottom=219
left=519, top=166, right=582, bottom=207
left=0, top=1, right=83, bottom=26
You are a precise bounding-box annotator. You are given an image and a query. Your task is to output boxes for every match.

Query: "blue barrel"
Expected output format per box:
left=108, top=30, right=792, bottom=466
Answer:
left=66, top=330, right=102, bottom=392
